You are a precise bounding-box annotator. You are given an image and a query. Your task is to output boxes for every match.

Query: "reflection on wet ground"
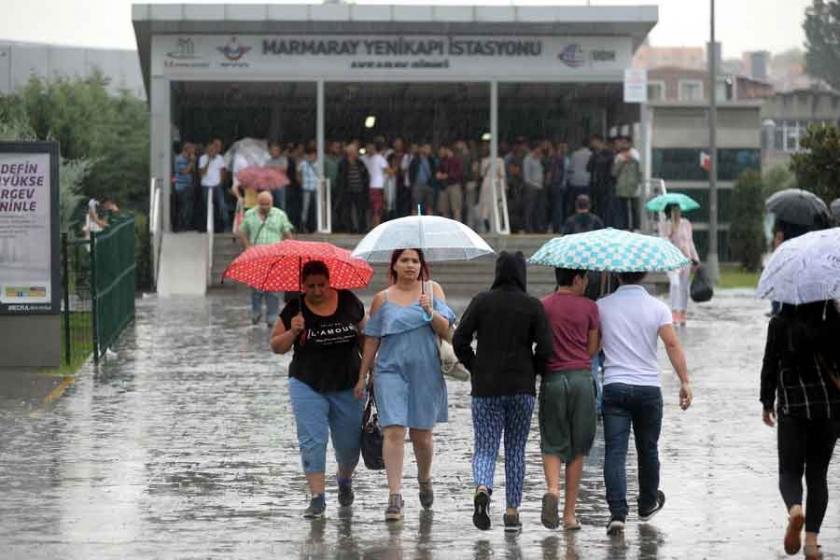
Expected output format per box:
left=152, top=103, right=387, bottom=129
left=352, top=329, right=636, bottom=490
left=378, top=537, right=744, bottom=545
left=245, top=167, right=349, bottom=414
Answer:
left=0, top=289, right=837, bottom=559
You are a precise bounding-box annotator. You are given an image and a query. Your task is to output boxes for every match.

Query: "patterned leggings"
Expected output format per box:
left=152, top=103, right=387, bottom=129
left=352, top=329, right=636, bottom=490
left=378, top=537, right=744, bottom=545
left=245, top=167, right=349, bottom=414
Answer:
left=471, top=394, right=535, bottom=508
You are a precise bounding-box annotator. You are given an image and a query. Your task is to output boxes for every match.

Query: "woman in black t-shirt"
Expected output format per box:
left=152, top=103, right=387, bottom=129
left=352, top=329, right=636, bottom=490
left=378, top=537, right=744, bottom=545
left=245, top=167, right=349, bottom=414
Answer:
left=270, top=260, right=366, bottom=519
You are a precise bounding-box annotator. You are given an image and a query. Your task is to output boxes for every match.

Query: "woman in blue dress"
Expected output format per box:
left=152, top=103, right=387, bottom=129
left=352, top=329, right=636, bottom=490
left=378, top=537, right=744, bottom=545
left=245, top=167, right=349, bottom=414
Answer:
left=354, top=248, right=456, bottom=521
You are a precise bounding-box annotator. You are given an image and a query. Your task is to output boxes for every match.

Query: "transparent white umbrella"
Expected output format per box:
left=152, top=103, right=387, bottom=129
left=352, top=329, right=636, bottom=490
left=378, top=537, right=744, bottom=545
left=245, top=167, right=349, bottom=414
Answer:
left=351, top=215, right=494, bottom=263
left=757, top=227, right=840, bottom=305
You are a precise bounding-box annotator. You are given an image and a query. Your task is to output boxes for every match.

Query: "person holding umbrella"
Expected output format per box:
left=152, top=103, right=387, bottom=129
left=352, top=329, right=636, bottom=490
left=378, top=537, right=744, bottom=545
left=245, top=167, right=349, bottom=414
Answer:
left=757, top=228, right=840, bottom=559
left=355, top=248, right=456, bottom=522
left=237, top=191, right=294, bottom=327
left=269, top=260, right=368, bottom=519
left=657, top=200, right=700, bottom=326
left=529, top=228, right=694, bottom=536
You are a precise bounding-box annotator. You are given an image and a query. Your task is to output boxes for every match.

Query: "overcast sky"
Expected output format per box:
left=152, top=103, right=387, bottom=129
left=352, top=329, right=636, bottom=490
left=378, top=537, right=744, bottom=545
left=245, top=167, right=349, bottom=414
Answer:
left=0, top=0, right=812, bottom=58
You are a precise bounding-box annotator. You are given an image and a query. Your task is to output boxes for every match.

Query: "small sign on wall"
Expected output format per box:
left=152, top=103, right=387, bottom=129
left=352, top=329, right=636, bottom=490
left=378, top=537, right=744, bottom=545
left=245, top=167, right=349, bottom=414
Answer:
left=623, top=68, right=648, bottom=103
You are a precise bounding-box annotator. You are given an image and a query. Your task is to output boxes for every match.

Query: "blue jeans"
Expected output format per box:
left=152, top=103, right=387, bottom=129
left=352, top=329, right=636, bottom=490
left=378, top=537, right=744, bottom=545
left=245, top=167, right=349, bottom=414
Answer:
left=591, top=353, right=603, bottom=414
left=273, top=188, right=286, bottom=211
left=202, top=185, right=229, bottom=232
left=472, top=394, right=535, bottom=508
left=288, top=377, right=363, bottom=474
left=602, top=383, right=663, bottom=519
left=251, top=290, right=279, bottom=324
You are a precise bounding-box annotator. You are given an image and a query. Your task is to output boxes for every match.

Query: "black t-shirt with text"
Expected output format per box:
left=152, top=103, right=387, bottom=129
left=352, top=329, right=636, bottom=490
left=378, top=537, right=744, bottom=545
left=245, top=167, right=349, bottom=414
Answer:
left=279, top=290, right=365, bottom=393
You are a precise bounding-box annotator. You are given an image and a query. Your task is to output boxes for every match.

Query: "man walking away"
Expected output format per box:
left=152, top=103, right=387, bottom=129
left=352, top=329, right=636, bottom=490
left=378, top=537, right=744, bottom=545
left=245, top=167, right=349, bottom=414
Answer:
left=597, top=271, right=693, bottom=536
left=612, top=137, right=642, bottom=231
left=199, top=138, right=229, bottom=232
left=237, top=191, right=294, bottom=327
left=562, top=195, right=604, bottom=236
left=174, top=142, right=196, bottom=231
left=522, top=144, right=545, bottom=233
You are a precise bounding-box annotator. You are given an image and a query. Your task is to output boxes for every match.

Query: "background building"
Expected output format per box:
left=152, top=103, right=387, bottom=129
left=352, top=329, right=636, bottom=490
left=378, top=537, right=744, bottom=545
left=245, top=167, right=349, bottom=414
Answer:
left=761, top=88, right=840, bottom=169
left=0, top=41, right=144, bottom=98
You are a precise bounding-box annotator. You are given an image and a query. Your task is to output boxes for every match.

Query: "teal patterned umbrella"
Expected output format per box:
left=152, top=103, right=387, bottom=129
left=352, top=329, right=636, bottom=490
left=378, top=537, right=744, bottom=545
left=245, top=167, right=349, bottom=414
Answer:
left=529, top=228, right=691, bottom=272
left=645, top=193, right=701, bottom=213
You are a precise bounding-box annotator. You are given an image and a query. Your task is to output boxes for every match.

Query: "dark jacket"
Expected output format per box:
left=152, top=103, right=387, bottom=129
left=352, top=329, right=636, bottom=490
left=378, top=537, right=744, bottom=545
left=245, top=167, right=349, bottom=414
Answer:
left=453, top=251, right=552, bottom=397
left=408, top=155, right=437, bottom=187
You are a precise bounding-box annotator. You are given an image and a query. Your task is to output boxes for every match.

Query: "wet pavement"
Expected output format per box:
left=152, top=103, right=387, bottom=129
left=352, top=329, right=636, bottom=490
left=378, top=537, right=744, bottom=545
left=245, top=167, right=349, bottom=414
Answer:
left=1, top=288, right=838, bottom=559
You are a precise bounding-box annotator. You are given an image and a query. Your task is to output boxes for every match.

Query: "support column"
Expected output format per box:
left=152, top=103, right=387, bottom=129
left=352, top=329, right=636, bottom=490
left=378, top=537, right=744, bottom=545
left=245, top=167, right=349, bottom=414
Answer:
left=316, top=80, right=329, bottom=233
left=150, top=76, right=171, bottom=232
left=639, top=102, right=653, bottom=233
left=490, top=80, right=499, bottom=234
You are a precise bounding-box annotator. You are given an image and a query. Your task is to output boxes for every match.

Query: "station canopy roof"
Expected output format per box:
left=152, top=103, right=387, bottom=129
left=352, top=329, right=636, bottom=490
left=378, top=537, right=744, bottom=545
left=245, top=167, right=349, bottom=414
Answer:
left=133, top=3, right=658, bottom=93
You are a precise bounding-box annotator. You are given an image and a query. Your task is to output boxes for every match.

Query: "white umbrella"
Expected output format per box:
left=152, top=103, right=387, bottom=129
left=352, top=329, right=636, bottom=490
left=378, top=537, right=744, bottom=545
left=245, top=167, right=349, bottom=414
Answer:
left=351, top=215, right=494, bottom=263
left=757, top=227, right=840, bottom=305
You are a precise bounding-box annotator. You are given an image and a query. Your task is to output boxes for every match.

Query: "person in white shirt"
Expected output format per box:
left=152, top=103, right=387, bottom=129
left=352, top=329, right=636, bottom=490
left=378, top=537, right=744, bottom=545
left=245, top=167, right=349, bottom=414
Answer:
left=363, top=141, right=389, bottom=228
left=596, top=271, right=693, bottom=536
left=199, top=138, right=229, bottom=231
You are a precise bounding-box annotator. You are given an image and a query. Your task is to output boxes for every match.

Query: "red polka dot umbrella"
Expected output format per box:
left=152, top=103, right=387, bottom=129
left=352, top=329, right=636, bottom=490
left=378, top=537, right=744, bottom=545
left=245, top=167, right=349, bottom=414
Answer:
left=222, top=240, right=374, bottom=292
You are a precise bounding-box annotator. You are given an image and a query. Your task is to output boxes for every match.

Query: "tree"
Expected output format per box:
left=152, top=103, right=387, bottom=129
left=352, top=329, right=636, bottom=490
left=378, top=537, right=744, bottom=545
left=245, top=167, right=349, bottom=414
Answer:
left=804, top=0, right=840, bottom=91
left=762, top=165, right=795, bottom=198
left=729, top=170, right=766, bottom=272
left=3, top=74, right=149, bottom=212
left=789, top=123, right=840, bottom=204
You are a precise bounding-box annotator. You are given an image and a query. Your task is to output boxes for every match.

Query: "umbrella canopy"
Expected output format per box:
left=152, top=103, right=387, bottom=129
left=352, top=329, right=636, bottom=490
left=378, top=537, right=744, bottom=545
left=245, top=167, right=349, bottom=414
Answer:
left=765, top=188, right=831, bottom=227
left=351, top=215, right=494, bottom=263
left=831, top=198, right=840, bottom=223
left=645, top=193, right=701, bottom=213
left=528, top=228, right=691, bottom=272
left=222, top=240, right=373, bottom=292
left=757, top=227, right=840, bottom=305
left=236, top=167, right=290, bottom=191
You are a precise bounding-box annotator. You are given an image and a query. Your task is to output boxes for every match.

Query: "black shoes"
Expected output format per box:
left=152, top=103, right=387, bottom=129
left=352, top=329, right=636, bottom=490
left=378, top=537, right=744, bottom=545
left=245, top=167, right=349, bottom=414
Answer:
left=639, top=490, right=666, bottom=522
left=503, top=512, right=522, bottom=534
left=303, top=495, right=326, bottom=519
left=338, top=481, right=354, bottom=507
left=606, top=516, right=625, bottom=535
left=473, top=488, right=491, bottom=530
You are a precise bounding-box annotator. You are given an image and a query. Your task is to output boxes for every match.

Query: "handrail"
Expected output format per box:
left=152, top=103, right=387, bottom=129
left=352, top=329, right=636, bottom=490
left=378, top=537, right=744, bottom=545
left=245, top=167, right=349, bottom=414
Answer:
left=206, top=186, right=214, bottom=287
left=491, top=178, right=511, bottom=235
left=642, top=177, right=668, bottom=235
left=149, top=177, right=164, bottom=288
left=316, top=178, right=332, bottom=234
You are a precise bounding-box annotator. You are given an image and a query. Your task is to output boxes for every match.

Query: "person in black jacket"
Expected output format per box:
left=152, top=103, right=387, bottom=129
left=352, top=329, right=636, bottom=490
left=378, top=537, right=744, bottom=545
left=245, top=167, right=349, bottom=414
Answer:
left=761, top=300, right=840, bottom=559
left=453, top=251, right=552, bottom=534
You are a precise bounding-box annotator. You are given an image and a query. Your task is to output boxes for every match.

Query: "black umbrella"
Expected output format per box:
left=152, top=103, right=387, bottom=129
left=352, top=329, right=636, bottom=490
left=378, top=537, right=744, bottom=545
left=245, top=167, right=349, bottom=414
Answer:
left=765, top=188, right=831, bottom=227
left=831, top=198, right=840, bottom=224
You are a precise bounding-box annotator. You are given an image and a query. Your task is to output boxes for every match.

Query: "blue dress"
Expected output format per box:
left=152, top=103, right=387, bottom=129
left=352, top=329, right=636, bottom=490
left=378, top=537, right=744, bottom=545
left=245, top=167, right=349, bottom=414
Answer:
left=364, top=293, right=456, bottom=429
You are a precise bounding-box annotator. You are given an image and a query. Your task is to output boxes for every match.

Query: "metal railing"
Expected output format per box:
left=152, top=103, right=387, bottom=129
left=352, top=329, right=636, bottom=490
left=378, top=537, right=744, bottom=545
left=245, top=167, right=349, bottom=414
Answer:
left=641, top=178, right=669, bottom=235
left=316, top=178, right=332, bottom=234
left=149, top=177, right=163, bottom=288
left=206, top=186, right=214, bottom=287
left=490, top=178, right=511, bottom=235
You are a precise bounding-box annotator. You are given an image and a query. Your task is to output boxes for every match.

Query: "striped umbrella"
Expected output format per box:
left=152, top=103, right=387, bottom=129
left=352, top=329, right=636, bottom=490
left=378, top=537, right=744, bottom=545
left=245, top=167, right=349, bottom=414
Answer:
left=529, top=228, right=691, bottom=272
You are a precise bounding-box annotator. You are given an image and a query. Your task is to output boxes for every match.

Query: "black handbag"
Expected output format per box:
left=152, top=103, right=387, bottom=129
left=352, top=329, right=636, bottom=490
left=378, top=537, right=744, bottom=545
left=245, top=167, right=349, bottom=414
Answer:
left=361, top=382, right=385, bottom=470
left=690, top=264, right=714, bottom=303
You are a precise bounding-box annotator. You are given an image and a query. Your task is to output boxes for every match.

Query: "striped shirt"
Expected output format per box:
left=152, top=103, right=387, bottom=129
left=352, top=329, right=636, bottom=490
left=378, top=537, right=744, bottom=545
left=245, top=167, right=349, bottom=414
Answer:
left=760, top=316, right=840, bottom=420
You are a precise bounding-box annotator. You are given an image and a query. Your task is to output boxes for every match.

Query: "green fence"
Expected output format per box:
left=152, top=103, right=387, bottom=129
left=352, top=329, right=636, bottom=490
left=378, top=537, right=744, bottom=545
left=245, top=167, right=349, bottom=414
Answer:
left=61, top=215, right=137, bottom=367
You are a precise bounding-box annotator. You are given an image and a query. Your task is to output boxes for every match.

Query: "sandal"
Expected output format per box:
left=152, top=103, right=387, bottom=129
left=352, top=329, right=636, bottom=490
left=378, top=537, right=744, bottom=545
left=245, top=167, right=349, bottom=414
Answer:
left=784, top=510, right=805, bottom=554
left=803, top=544, right=823, bottom=560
